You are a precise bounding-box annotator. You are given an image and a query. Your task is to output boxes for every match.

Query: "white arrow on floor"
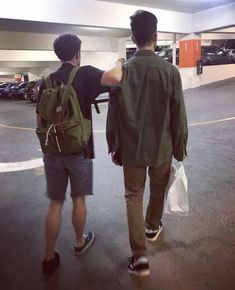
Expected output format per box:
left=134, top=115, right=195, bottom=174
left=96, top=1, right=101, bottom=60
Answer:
left=0, top=158, right=43, bottom=173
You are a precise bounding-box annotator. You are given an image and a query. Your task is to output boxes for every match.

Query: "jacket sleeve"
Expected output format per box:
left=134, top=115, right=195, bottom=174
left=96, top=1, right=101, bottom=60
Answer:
left=106, top=87, right=121, bottom=154
left=170, top=68, right=188, bottom=161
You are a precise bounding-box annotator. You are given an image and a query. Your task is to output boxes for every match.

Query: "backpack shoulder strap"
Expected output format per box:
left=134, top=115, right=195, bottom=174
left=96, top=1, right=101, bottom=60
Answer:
left=45, top=76, right=53, bottom=89
left=67, top=66, right=80, bottom=85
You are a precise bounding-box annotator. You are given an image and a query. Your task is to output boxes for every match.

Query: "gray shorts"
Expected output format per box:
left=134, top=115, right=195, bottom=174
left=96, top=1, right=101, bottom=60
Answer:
left=43, top=153, right=93, bottom=201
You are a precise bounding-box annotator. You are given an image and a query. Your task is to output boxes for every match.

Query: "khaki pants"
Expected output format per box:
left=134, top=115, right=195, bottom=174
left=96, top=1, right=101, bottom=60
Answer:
left=123, top=160, right=171, bottom=258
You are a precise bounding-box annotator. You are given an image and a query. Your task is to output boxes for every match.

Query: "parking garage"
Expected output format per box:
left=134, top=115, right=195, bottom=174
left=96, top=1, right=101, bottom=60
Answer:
left=0, top=1, right=235, bottom=290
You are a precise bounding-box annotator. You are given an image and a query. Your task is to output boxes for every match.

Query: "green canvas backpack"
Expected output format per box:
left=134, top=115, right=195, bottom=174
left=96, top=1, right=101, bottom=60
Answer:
left=36, top=66, right=91, bottom=155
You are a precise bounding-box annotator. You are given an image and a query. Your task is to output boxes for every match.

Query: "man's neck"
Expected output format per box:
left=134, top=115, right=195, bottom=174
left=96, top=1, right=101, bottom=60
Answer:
left=63, top=60, right=77, bottom=66
left=137, top=43, right=155, bottom=52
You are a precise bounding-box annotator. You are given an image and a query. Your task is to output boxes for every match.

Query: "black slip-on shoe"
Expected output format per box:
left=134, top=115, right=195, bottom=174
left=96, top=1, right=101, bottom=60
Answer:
left=145, top=222, right=163, bottom=242
left=74, top=232, right=95, bottom=255
left=128, top=256, right=150, bottom=277
left=42, top=252, right=60, bottom=276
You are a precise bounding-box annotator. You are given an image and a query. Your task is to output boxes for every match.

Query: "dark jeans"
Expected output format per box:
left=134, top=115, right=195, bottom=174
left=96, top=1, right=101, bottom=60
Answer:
left=123, top=160, right=172, bottom=258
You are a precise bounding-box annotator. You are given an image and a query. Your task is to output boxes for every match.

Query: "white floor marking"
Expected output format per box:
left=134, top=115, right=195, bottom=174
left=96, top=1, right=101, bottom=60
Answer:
left=0, top=158, right=43, bottom=173
left=0, top=116, right=235, bottom=173
left=0, top=123, right=105, bottom=133
left=189, top=116, right=235, bottom=126
left=0, top=124, right=35, bottom=131
left=1, top=116, right=235, bottom=133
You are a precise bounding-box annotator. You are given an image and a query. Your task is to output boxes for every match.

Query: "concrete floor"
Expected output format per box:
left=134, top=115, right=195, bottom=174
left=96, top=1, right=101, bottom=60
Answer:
left=0, top=78, right=235, bottom=290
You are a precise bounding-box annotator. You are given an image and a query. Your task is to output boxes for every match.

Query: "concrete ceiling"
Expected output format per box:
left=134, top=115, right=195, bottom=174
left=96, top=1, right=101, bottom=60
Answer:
left=98, top=0, right=235, bottom=13
left=0, top=18, right=131, bottom=37
left=211, top=27, right=235, bottom=33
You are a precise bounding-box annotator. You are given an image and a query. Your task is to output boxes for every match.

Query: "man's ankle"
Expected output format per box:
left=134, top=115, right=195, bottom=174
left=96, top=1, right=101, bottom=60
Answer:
left=45, top=251, right=56, bottom=262
left=75, top=236, right=85, bottom=247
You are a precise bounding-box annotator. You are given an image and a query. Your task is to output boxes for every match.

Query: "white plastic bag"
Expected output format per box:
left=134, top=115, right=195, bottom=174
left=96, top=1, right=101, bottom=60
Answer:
left=164, top=162, right=189, bottom=216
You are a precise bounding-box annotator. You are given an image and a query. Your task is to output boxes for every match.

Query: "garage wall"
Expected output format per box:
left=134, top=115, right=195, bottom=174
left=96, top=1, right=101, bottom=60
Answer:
left=180, top=64, right=235, bottom=90
left=26, top=51, right=119, bottom=81
left=0, top=31, right=125, bottom=81
left=0, top=31, right=121, bottom=52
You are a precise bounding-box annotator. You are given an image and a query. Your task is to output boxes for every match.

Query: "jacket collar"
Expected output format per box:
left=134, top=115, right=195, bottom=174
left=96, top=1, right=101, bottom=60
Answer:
left=134, top=50, right=156, bottom=57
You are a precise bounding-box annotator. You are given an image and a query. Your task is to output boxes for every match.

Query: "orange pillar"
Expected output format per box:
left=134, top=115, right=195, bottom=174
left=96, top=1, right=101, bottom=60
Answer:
left=179, top=37, right=201, bottom=68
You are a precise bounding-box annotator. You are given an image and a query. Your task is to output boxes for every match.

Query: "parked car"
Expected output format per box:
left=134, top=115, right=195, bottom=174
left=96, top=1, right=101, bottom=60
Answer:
left=227, top=49, right=235, bottom=63
left=0, top=83, right=9, bottom=97
left=0, top=82, right=17, bottom=98
left=158, top=48, right=179, bottom=64
left=213, top=39, right=235, bottom=50
left=201, top=45, right=231, bottom=65
left=23, top=81, right=37, bottom=100
left=9, top=81, right=37, bottom=100
left=9, top=82, right=31, bottom=100
left=158, top=45, right=231, bottom=66
left=126, top=48, right=136, bottom=60
left=30, top=79, right=43, bottom=103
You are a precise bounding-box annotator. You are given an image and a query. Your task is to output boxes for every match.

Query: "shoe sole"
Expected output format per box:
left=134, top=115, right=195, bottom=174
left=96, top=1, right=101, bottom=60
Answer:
left=128, top=269, right=150, bottom=277
left=146, top=226, right=163, bottom=242
left=74, top=233, right=95, bottom=255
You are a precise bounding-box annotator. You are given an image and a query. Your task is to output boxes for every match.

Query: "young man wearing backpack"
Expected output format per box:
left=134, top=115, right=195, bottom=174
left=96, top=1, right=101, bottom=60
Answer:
left=36, top=33, right=123, bottom=276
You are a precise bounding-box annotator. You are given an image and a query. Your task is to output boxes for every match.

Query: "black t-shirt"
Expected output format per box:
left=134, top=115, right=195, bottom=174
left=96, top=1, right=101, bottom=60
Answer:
left=37, top=63, right=108, bottom=158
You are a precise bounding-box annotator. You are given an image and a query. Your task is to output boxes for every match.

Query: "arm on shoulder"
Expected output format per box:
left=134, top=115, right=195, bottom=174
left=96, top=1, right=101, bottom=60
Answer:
left=101, top=58, right=124, bottom=86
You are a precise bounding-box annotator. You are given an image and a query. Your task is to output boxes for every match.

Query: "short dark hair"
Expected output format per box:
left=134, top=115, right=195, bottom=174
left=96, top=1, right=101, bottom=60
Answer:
left=53, top=33, right=82, bottom=62
left=130, top=10, right=158, bottom=47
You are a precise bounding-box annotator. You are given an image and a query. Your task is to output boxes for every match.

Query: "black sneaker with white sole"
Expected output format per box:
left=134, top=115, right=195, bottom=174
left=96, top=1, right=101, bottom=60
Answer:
left=128, top=256, right=150, bottom=276
left=74, top=232, right=95, bottom=255
left=145, top=222, right=163, bottom=242
left=42, top=252, right=60, bottom=276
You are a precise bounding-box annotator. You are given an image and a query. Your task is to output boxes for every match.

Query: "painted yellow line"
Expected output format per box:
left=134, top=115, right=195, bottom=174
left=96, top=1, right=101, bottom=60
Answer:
left=0, top=116, right=235, bottom=132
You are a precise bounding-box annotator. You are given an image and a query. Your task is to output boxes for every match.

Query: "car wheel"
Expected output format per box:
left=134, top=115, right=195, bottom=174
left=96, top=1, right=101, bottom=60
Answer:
left=206, top=59, right=212, bottom=65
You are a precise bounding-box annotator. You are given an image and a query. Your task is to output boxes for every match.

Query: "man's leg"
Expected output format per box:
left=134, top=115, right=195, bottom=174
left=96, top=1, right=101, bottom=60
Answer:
left=68, top=155, right=94, bottom=254
left=72, top=197, right=86, bottom=246
left=145, top=160, right=172, bottom=231
left=123, top=166, right=147, bottom=258
left=42, top=153, right=67, bottom=275
left=44, top=200, right=64, bottom=261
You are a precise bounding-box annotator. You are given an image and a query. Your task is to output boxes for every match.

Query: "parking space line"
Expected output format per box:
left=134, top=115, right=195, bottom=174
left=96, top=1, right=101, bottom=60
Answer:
left=189, top=116, right=235, bottom=126
left=0, top=124, right=35, bottom=131
left=0, top=124, right=107, bottom=133
left=1, top=116, right=235, bottom=133
left=0, top=158, right=43, bottom=173
left=0, top=116, right=235, bottom=173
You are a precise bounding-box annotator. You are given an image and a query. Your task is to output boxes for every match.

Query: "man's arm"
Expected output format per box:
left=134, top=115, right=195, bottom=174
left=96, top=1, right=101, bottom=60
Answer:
left=170, top=68, right=188, bottom=161
left=101, top=58, right=124, bottom=86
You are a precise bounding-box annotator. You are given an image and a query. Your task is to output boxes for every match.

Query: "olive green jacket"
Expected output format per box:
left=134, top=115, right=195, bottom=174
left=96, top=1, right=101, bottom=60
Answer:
left=106, top=50, right=188, bottom=167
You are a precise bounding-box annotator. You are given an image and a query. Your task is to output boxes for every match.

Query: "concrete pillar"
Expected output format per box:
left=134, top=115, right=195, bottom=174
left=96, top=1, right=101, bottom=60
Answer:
left=172, top=33, right=177, bottom=66
left=118, top=38, right=127, bottom=59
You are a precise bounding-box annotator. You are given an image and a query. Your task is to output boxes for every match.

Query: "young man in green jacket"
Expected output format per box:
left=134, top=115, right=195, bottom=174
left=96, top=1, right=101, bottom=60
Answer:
left=107, top=10, right=188, bottom=276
